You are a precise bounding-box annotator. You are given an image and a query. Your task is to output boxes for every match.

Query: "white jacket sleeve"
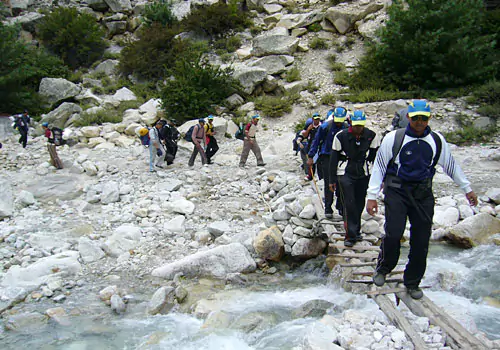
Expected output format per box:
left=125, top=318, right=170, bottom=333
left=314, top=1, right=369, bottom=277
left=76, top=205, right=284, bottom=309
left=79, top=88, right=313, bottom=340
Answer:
left=436, top=133, right=472, bottom=194
left=367, top=131, right=395, bottom=200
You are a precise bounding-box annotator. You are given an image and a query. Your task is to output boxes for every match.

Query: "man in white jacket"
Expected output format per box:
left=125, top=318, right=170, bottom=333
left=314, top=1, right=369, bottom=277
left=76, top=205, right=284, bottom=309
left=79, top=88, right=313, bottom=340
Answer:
left=366, top=100, right=477, bottom=299
left=149, top=120, right=166, bottom=172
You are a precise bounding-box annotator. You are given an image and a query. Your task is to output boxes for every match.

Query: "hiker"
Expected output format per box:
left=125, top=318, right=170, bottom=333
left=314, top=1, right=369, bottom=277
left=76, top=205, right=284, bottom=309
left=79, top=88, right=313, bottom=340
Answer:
left=188, top=118, right=207, bottom=167
left=239, top=115, right=266, bottom=168
left=367, top=100, right=477, bottom=300
left=159, top=120, right=180, bottom=165
left=307, top=107, right=348, bottom=218
left=149, top=120, right=166, bottom=172
left=297, top=113, right=322, bottom=180
left=12, top=110, right=31, bottom=148
left=204, top=115, right=219, bottom=164
left=41, top=122, right=63, bottom=169
left=329, top=110, right=381, bottom=247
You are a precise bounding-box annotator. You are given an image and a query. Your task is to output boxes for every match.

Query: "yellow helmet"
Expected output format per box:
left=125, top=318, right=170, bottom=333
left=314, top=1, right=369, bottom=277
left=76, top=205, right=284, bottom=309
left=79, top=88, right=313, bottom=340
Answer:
left=139, top=127, right=149, bottom=137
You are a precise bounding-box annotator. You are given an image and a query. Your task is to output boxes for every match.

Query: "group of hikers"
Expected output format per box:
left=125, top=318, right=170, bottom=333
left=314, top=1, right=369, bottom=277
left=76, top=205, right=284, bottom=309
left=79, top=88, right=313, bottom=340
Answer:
left=144, top=114, right=266, bottom=172
left=297, top=99, right=478, bottom=299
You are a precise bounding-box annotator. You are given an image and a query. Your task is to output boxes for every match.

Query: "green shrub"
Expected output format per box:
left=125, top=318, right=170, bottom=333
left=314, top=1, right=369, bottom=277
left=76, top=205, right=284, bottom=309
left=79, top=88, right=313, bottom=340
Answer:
left=342, top=89, right=411, bottom=103
left=0, top=3, right=10, bottom=20
left=143, top=0, right=177, bottom=27
left=294, top=117, right=309, bottom=132
left=330, top=62, right=346, bottom=72
left=308, top=23, right=322, bottom=32
left=306, top=81, right=319, bottom=93
left=160, top=56, right=241, bottom=123
left=37, top=7, right=106, bottom=69
left=344, top=36, right=356, bottom=49
left=443, top=125, right=497, bottom=145
left=349, top=0, right=497, bottom=90
left=285, top=67, right=301, bottom=83
left=213, top=35, right=242, bottom=53
left=254, top=93, right=298, bottom=118
left=334, top=70, right=350, bottom=85
left=73, top=108, right=122, bottom=127
left=333, top=42, right=345, bottom=53
left=0, top=23, right=68, bottom=113
left=309, top=37, right=328, bottom=50
left=68, top=70, right=84, bottom=83
left=469, top=81, right=500, bottom=105
left=119, top=24, right=206, bottom=79
left=320, top=94, right=336, bottom=106
left=181, top=0, right=251, bottom=38
left=477, top=104, right=500, bottom=119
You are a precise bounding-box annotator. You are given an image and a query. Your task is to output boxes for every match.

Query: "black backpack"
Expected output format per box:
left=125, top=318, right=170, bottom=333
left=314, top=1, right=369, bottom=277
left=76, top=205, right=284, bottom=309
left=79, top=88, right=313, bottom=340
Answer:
left=184, top=125, right=195, bottom=142
left=50, top=127, right=64, bottom=146
left=235, top=124, right=245, bottom=140
left=392, top=108, right=409, bottom=130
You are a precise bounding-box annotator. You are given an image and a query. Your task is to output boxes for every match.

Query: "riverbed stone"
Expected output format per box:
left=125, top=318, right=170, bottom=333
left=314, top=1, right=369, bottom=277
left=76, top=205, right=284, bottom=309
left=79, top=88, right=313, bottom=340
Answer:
left=78, top=237, right=105, bottom=263
left=291, top=238, right=326, bottom=258
left=148, top=286, right=175, bottom=315
left=208, top=221, right=231, bottom=237
left=446, top=213, right=500, bottom=248
left=111, top=294, right=127, bottom=314
left=103, top=225, right=142, bottom=257
left=0, top=178, right=14, bottom=219
left=486, top=188, right=500, bottom=204
left=253, top=226, right=284, bottom=262
left=292, top=299, right=335, bottom=319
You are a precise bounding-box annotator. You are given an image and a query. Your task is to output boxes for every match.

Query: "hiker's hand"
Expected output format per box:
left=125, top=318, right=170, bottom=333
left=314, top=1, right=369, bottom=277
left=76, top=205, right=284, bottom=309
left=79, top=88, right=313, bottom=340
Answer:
left=466, top=191, right=478, bottom=207
left=299, top=143, right=304, bottom=150
left=366, top=200, right=378, bottom=216
left=307, top=158, right=314, bottom=166
left=156, top=148, right=163, bottom=156
left=329, top=184, right=336, bottom=193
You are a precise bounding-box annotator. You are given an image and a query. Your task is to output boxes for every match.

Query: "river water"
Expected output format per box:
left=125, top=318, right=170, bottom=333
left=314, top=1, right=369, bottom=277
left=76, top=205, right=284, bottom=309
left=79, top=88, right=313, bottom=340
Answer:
left=0, top=245, right=498, bottom=349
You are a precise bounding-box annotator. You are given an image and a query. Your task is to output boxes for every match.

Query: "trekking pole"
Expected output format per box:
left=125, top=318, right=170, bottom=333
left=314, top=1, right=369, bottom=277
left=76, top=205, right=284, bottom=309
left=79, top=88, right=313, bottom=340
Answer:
left=309, top=165, right=324, bottom=211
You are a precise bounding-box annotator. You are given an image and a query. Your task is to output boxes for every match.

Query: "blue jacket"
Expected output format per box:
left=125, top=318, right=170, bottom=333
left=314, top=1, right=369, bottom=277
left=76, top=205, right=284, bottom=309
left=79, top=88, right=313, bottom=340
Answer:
left=308, top=120, right=345, bottom=157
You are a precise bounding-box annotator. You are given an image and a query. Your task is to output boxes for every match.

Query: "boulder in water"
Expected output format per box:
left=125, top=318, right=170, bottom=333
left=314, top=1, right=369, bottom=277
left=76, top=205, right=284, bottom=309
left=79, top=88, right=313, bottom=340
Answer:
left=446, top=213, right=500, bottom=248
left=253, top=226, right=284, bottom=262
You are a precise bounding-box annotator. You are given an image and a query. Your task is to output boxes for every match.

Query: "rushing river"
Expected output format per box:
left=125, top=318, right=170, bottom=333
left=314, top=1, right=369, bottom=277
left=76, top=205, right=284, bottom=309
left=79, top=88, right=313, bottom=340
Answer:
left=0, top=244, right=498, bottom=349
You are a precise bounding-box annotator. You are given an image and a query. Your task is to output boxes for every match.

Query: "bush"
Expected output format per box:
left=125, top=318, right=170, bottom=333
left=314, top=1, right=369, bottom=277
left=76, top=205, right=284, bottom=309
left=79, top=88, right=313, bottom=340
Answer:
left=160, top=56, right=241, bottom=123
left=334, top=70, right=350, bottom=86
left=213, top=35, right=242, bottom=53
left=294, top=117, right=309, bottom=133
left=320, top=94, right=336, bottom=106
left=37, top=7, right=106, bottom=69
left=306, top=81, right=319, bottom=93
left=349, top=0, right=497, bottom=90
left=468, top=81, right=500, bottom=120
left=254, top=93, right=298, bottom=118
left=342, top=89, right=411, bottom=103
left=443, top=125, right=497, bottom=145
left=309, top=37, right=328, bottom=50
left=308, top=23, right=322, bottom=33
left=285, top=67, right=301, bottom=83
left=143, top=0, right=177, bottom=27
left=73, top=108, right=123, bottom=127
left=0, top=23, right=68, bottom=113
left=181, top=0, right=251, bottom=38
left=119, top=24, right=206, bottom=79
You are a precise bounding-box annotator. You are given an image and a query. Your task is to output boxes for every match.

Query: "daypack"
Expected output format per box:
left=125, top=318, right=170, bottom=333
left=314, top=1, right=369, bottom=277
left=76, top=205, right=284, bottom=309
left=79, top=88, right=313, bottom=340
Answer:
left=138, top=127, right=150, bottom=146
left=51, top=127, right=64, bottom=146
left=235, top=124, right=245, bottom=140
left=392, top=108, right=409, bottom=130
left=293, top=131, right=306, bottom=155
left=184, top=125, right=195, bottom=142
left=389, top=128, right=442, bottom=170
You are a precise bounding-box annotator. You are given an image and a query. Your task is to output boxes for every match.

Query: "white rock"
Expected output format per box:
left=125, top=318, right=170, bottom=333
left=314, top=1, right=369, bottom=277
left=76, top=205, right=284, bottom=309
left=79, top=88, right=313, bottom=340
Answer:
left=171, top=198, right=195, bottom=215
left=78, top=237, right=105, bottom=263
left=82, top=160, right=98, bottom=176
left=16, top=190, right=35, bottom=207
left=458, top=204, right=474, bottom=220
left=361, top=219, right=379, bottom=234
left=299, top=204, right=316, bottom=219
left=433, top=207, right=460, bottom=227
left=103, top=225, right=142, bottom=257
left=391, top=329, right=406, bottom=343
left=110, top=294, right=126, bottom=314
left=148, top=286, right=175, bottom=315
left=208, top=221, right=231, bottom=237
left=100, top=181, right=120, bottom=204
left=486, top=188, right=500, bottom=204
left=0, top=178, right=14, bottom=219
left=164, top=215, right=185, bottom=234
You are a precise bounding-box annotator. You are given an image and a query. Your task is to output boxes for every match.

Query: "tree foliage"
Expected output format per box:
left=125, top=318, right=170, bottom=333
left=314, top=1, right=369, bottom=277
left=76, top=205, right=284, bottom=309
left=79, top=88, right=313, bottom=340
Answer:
left=160, top=57, right=240, bottom=123
left=0, top=23, right=68, bottom=113
left=349, top=0, right=497, bottom=90
left=37, top=7, right=106, bottom=69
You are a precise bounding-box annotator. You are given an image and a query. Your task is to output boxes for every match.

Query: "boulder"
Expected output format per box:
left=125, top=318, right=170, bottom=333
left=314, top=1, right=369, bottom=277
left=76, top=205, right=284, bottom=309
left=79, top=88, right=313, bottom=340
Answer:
left=263, top=3, right=282, bottom=14
left=105, top=21, right=127, bottom=36
left=82, top=161, right=98, bottom=176
left=16, top=190, right=35, bottom=207
left=208, top=221, right=231, bottom=237
left=39, top=78, right=81, bottom=105
left=253, top=226, right=284, bottom=262
left=5, top=12, right=44, bottom=34
left=27, top=175, right=83, bottom=201
left=170, top=198, right=195, bottom=215
left=0, top=178, right=14, bottom=219
left=139, top=98, right=161, bottom=124
left=78, top=237, right=105, bottom=263
left=103, top=225, right=142, bottom=257
left=40, top=103, right=82, bottom=129
left=163, top=215, right=185, bottom=234
left=148, top=286, right=176, bottom=315
left=112, top=87, right=137, bottom=102
left=100, top=181, right=120, bottom=204
left=232, top=66, right=267, bottom=95
left=81, top=126, right=101, bottom=138
left=291, top=238, right=327, bottom=259
left=486, top=188, right=500, bottom=204
left=104, top=0, right=132, bottom=13
left=434, top=207, right=460, bottom=227
left=299, top=204, right=316, bottom=219
left=251, top=27, right=299, bottom=57
left=94, top=59, right=119, bottom=76
left=446, top=213, right=500, bottom=248
left=87, top=0, right=109, bottom=11
left=152, top=243, right=256, bottom=279
left=276, top=11, right=323, bottom=30
left=225, top=94, right=245, bottom=109
left=324, top=1, right=384, bottom=34
left=111, top=294, right=126, bottom=314
left=248, top=55, right=295, bottom=75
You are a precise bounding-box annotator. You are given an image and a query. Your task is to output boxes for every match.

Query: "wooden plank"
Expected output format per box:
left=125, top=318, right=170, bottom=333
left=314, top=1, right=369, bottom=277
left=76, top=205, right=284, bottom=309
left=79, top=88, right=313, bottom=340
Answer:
left=339, top=262, right=406, bottom=268
left=352, top=270, right=404, bottom=277
left=330, top=236, right=378, bottom=243
left=396, top=293, right=490, bottom=350
left=364, top=286, right=431, bottom=296
left=347, top=278, right=404, bottom=284
left=330, top=253, right=379, bottom=259
left=330, top=244, right=381, bottom=251
left=373, top=295, right=428, bottom=350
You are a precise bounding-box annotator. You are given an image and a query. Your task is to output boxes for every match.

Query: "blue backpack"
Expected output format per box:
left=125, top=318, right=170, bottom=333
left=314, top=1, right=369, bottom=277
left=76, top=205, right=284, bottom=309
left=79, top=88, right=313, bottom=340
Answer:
left=184, top=125, right=195, bottom=142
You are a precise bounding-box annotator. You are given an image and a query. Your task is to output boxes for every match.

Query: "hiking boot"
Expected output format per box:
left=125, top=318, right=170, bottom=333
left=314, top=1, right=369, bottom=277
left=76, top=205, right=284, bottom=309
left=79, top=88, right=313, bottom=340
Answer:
left=304, top=175, right=312, bottom=181
left=344, top=240, right=355, bottom=247
left=407, top=287, right=424, bottom=300
left=257, top=163, right=266, bottom=167
left=155, top=164, right=164, bottom=169
left=373, top=272, right=386, bottom=287
left=356, top=234, right=363, bottom=242
left=325, top=213, right=333, bottom=219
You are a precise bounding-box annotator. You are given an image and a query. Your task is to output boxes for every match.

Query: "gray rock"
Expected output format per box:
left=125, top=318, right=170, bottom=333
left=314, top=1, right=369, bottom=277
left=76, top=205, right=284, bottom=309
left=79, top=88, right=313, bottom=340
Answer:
left=253, top=226, right=284, bottom=262
left=208, top=221, right=231, bottom=237
left=26, top=175, right=83, bottom=202
left=5, top=312, right=47, bottom=332
left=232, top=66, right=267, bottom=95
left=40, top=103, right=82, bottom=129
left=291, top=238, right=327, bottom=258
left=225, top=94, right=245, bottom=109
left=111, top=87, right=137, bottom=102
left=252, top=27, right=299, bottom=56
left=94, top=59, right=119, bottom=76
left=100, top=181, right=120, bottom=204
left=87, top=0, right=109, bottom=11
left=164, top=215, right=185, bottom=234
left=458, top=204, right=474, bottom=220
left=148, top=286, right=175, bottom=315
left=325, top=1, right=384, bottom=34
left=152, top=243, right=256, bottom=279
left=39, top=78, right=81, bottom=105
left=106, top=21, right=127, bottom=36
left=248, top=55, right=295, bottom=75
left=103, top=225, right=142, bottom=257
left=104, top=0, right=132, bottom=13
left=0, top=178, right=14, bottom=219
left=361, top=220, right=379, bottom=234
left=5, top=12, right=44, bottom=33
left=110, top=294, right=126, bottom=314
left=276, top=11, right=323, bottom=30
left=299, top=204, right=316, bottom=219
left=81, top=126, right=101, bottom=138
left=272, top=208, right=291, bottom=221
left=292, top=299, right=335, bottom=319
left=53, top=294, right=66, bottom=303
left=473, top=117, right=494, bottom=129
left=78, top=237, right=105, bottom=263
left=170, top=198, right=195, bottom=215
left=486, top=188, right=500, bottom=204
left=446, top=213, right=500, bottom=248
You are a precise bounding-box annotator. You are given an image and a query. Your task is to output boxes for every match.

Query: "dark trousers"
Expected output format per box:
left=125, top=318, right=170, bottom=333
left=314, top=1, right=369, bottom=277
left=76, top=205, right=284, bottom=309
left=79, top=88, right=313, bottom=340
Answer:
left=318, top=155, right=336, bottom=214
left=188, top=142, right=206, bottom=166
left=19, top=129, right=28, bottom=148
left=376, top=184, right=434, bottom=289
left=206, top=136, right=219, bottom=161
left=338, top=175, right=369, bottom=241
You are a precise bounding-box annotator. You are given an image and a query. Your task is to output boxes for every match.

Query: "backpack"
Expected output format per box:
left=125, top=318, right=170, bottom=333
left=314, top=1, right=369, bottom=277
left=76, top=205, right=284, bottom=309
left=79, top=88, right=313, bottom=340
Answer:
left=392, top=108, right=409, bottom=130
left=138, top=127, right=150, bottom=146
left=389, top=128, right=442, bottom=170
left=51, top=127, right=64, bottom=146
left=184, top=125, right=195, bottom=142
left=235, top=124, right=245, bottom=140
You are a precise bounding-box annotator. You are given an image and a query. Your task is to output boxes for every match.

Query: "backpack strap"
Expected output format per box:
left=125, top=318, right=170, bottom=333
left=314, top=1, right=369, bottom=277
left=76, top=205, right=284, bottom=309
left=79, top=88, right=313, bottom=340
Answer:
left=430, top=131, right=442, bottom=168
left=388, top=128, right=406, bottom=169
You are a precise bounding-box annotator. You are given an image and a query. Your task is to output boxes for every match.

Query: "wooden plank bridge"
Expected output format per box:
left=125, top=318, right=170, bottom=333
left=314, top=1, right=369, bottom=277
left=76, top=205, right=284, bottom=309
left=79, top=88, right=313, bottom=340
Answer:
left=310, top=196, right=490, bottom=350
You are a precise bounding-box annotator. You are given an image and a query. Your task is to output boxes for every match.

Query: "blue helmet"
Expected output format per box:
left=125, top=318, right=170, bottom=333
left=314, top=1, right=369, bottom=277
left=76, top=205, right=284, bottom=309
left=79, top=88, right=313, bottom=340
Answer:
left=42, top=122, right=49, bottom=127
left=333, top=107, right=347, bottom=122
left=351, top=110, right=366, bottom=126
